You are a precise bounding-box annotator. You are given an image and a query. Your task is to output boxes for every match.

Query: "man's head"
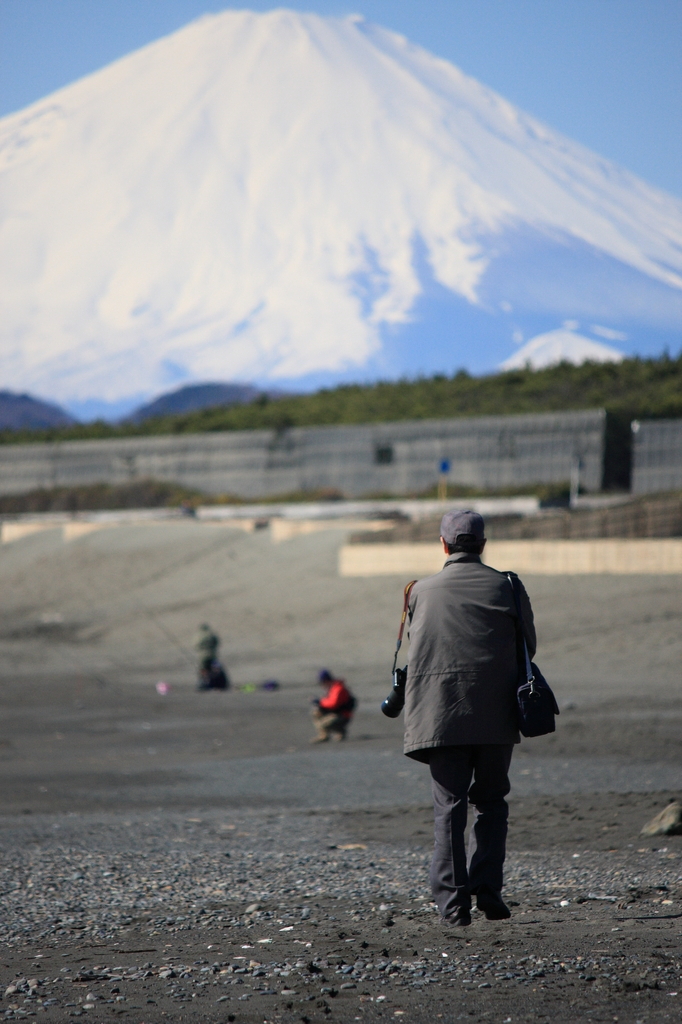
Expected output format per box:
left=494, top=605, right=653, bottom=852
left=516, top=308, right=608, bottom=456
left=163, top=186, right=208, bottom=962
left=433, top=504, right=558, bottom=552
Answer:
left=318, top=669, right=334, bottom=686
left=439, top=509, right=486, bottom=555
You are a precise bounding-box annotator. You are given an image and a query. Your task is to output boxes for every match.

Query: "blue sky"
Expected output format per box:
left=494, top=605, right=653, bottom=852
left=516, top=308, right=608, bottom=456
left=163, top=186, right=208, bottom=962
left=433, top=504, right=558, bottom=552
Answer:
left=1, top=0, right=681, bottom=198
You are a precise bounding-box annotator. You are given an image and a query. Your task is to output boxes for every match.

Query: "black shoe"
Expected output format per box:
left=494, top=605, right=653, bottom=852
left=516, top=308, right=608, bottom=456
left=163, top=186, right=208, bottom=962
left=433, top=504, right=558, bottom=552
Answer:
left=442, top=907, right=472, bottom=927
left=475, top=886, right=511, bottom=920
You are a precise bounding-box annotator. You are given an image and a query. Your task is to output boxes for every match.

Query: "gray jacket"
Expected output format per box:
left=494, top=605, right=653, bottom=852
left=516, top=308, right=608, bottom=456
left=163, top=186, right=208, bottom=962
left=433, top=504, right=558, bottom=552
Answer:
left=403, top=551, right=536, bottom=762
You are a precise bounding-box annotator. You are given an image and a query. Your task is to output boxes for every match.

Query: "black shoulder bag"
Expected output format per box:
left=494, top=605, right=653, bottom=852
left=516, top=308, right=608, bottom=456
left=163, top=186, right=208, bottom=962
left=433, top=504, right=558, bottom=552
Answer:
left=507, top=573, right=560, bottom=737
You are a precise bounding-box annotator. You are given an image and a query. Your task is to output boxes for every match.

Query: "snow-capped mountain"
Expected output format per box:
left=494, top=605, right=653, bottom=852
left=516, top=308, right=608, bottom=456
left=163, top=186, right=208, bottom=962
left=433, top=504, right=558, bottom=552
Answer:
left=1, top=8, right=681, bottom=413
left=499, top=327, right=624, bottom=371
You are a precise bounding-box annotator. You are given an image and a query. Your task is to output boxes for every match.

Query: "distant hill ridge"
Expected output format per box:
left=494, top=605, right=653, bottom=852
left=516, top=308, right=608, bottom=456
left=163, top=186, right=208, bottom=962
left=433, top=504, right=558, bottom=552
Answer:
left=0, top=356, right=680, bottom=449
left=126, top=382, right=288, bottom=423
left=0, top=391, right=75, bottom=430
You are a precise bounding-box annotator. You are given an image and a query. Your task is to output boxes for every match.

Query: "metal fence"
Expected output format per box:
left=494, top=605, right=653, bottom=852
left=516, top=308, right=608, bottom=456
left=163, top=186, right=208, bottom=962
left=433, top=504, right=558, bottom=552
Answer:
left=0, top=409, right=606, bottom=499
left=631, top=419, right=682, bottom=494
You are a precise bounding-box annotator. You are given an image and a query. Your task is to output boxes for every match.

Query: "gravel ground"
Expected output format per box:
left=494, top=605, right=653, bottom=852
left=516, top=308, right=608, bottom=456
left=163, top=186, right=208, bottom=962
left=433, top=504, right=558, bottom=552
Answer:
left=2, top=801, right=681, bottom=1024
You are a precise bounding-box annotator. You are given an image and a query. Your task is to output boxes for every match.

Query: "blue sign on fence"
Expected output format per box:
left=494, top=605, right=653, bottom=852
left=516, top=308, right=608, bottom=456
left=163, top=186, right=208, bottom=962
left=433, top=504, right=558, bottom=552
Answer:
left=439, top=459, right=450, bottom=475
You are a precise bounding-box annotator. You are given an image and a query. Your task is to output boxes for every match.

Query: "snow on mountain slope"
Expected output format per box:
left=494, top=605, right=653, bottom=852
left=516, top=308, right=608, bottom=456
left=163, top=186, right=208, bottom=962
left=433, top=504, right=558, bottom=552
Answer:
left=1, top=8, right=681, bottom=406
left=499, top=328, right=624, bottom=371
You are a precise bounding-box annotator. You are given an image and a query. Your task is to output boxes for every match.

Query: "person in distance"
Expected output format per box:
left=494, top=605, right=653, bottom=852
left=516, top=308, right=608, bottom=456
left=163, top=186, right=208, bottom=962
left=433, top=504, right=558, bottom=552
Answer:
left=402, top=510, right=536, bottom=926
left=310, top=670, right=357, bottom=743
left=195, top=623, right=229, bottom=690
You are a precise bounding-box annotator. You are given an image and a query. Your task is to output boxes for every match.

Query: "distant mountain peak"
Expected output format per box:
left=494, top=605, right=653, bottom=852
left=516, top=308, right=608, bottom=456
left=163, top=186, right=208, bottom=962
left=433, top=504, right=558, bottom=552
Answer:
left=126, top=381, right=288, bottom=423
left=499, top=328, right=624, bottom=371
left=0, top=390, right=76, bottom=430
left=1, top=8, right=680, bottom=406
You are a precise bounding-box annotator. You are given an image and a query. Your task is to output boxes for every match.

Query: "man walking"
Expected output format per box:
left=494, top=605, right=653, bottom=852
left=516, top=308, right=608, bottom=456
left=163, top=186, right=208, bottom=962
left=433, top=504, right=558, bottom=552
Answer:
left=403, top=510, right=536, bottom=926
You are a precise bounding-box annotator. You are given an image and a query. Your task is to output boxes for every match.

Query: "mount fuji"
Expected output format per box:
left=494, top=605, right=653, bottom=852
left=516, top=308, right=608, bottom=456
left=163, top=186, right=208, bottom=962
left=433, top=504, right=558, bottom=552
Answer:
left=1, top=8, right=681, bottom=418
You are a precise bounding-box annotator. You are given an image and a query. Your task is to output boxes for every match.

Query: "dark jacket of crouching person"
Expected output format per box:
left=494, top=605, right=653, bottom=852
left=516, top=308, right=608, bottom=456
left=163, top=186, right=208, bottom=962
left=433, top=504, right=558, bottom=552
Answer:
left=403, top=510, right=536, bottom=926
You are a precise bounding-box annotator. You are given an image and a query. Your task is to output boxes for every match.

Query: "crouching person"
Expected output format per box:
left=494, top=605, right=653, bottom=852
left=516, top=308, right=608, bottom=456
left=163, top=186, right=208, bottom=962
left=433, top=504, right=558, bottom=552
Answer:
left=311, top=669, right=356, bottom=743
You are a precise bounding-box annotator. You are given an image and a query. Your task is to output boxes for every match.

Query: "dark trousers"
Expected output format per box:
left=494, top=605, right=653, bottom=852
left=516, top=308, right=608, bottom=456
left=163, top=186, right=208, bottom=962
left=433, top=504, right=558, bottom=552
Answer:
left=428, top=744, right=514, bottom=918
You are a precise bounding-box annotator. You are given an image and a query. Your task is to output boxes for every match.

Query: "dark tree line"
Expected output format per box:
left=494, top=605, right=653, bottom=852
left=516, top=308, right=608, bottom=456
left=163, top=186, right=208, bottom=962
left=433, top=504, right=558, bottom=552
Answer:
left=2, top=353, right=680, bottom=447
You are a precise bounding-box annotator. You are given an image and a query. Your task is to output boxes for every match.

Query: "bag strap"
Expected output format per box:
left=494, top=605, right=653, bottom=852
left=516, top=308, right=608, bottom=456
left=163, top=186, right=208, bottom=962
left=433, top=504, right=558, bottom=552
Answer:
left=392, top=579, right=418, bottom=673
left=507, top=573, right=534, bottom=686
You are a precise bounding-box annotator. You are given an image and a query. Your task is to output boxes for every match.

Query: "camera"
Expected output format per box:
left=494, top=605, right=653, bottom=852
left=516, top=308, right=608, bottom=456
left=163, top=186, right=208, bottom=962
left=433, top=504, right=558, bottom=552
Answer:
left=381, top=666, right=407, bottom=718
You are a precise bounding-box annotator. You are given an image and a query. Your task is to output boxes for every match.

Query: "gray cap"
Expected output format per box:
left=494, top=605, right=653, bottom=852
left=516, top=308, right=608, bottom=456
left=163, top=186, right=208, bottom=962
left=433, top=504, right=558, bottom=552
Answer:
left=440, top=509, right=485, bottom=545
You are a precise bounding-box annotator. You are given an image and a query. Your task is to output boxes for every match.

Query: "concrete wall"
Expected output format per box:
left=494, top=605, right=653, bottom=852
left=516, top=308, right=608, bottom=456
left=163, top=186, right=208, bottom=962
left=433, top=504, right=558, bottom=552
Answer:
left=0, top=408, right=606, bottom=499
left=632, top=419, right=682, bottom=494
left=339, top=539, right=682, bottom=576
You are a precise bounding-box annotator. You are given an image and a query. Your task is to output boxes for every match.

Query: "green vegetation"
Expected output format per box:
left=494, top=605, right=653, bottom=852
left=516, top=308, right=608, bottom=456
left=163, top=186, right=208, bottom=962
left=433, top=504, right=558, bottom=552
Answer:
left=1, top=354, right=680, bottom=447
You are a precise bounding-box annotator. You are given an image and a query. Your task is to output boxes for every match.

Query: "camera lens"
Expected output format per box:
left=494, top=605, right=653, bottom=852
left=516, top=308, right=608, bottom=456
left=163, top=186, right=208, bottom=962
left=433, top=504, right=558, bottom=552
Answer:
left=380, top=667, right=407, bottom=718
